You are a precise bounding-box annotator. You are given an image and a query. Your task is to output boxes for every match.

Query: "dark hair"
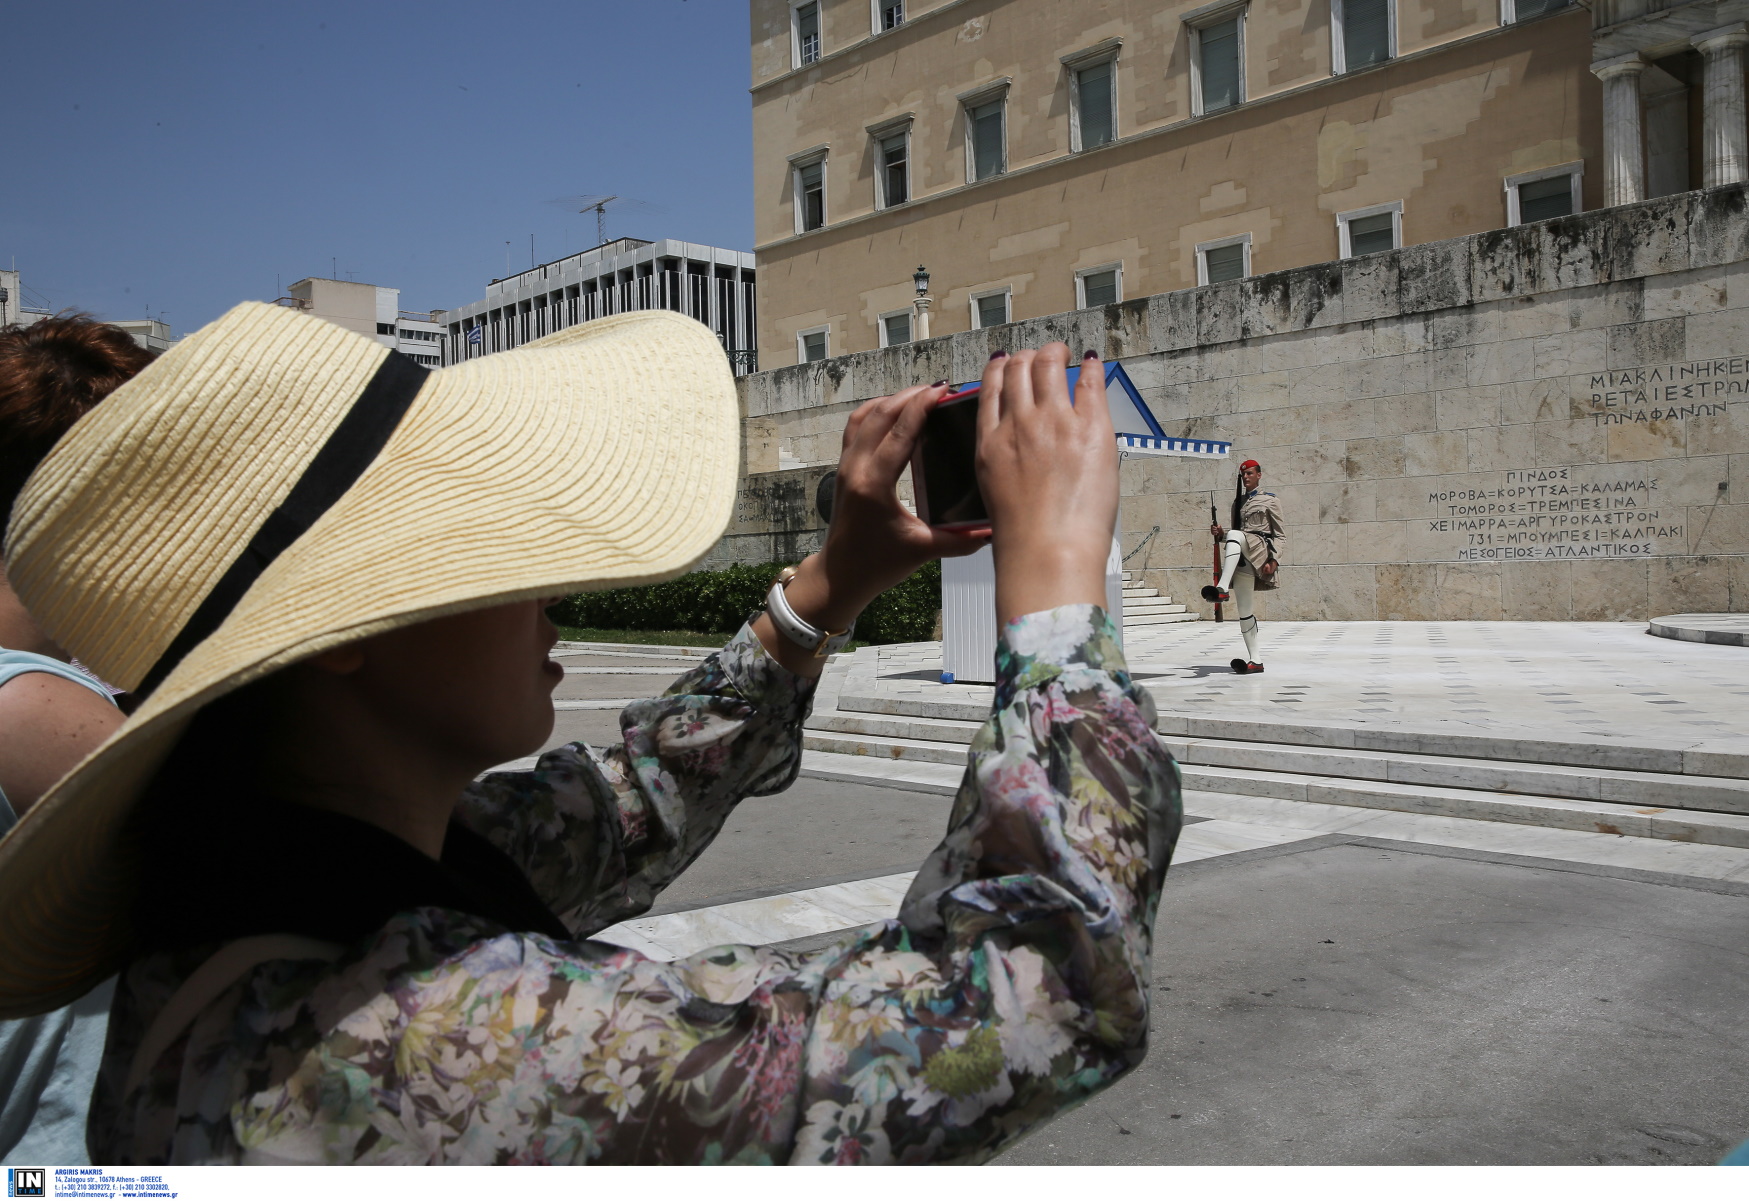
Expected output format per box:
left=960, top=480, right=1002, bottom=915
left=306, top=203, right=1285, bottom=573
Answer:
left=0, top=314, right=155, bottom=521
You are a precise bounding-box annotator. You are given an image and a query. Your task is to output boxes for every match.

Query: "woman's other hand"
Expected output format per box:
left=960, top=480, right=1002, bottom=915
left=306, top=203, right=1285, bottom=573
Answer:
left=754, top=381, right=989, bottom=677
left=977, top=345, right=1119, bottom=625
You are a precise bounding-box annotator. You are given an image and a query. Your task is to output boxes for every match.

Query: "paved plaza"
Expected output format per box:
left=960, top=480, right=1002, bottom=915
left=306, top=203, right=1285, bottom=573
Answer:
left=508, top=620, right=1749, bottom=1164
left=874, top=619, right=1749, bottom=755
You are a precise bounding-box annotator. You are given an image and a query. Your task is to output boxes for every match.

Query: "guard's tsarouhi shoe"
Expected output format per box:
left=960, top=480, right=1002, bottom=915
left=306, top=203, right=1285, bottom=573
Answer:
left=1231, top=659, right=1264, bottom=674
left=1202, top=584, right=1230, bottom=603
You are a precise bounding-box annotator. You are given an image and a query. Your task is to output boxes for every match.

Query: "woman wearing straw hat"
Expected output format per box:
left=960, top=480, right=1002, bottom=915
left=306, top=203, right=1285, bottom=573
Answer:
left=0, top=307, right=1180, bottom=1165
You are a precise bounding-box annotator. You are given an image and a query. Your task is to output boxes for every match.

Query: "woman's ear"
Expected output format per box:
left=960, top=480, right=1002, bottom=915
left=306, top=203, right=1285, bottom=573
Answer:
left=307, top=642, right=367, bottom=676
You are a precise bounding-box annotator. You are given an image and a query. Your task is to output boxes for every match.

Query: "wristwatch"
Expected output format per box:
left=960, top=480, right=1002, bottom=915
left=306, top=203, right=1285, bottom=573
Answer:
left=766, top=566, right=856, bottom=658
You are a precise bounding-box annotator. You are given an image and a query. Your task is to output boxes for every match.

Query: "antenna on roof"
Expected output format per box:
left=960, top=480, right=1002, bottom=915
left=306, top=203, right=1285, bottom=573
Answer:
left=576, top=196, right=620, bottom=246
left=545, top=194, right=660, bottom=251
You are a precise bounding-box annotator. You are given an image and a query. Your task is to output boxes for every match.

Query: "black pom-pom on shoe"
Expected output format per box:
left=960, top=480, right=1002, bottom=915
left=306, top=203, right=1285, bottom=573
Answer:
left=1230, top=659, right=1265, bottom=674
left=1202, top=585, right=1230, bottom=603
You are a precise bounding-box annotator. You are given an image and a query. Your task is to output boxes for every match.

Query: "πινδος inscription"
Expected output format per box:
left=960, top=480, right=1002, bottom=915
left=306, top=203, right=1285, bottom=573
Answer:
left=1411, top=465, right=1683, bottom=562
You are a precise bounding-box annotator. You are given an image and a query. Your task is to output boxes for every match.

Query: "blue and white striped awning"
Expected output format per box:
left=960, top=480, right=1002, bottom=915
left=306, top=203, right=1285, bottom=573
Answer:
left=1117, top=433, right=1232, bottom=457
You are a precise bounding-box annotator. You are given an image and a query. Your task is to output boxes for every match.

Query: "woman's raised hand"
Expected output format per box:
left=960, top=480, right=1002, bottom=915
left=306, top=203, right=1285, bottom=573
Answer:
left=976, top=345, right=1119, bottom=625
left=754, top=380, right=989, bottom=675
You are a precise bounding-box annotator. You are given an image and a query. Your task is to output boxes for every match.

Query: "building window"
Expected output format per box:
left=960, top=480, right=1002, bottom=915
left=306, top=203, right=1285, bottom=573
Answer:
left=1337, top=202, right=1402, bottom=257
left=1075, top=59, right=1117, bottom=149
left=879, top=131, right=909, bottom=206
left=967, top=97, right=1006, bottom=180
left=1196, top=234, right=1252, bottom=284
left=1077, top=265, right=1122, bottom=307
left=1189, top=6, right=1246, bottom=116
left=376, top=322, right=394, bottom=335
left=880, top=309, right=913, bottom=346
left=794, top=156, right=826, bottom=233
left=794, top=2, right=821, bottom=67
left=1505, top=162, right=1583, bottom=225
left=798, top=325, right=829, bottom=362
left=972, top=288, right=1011, bottom=329
left=1502, top=0, right=1567, bottom=21
left=1332, top=0, right=1393, bottom=74
left=875, top=1, right=904, bottom=31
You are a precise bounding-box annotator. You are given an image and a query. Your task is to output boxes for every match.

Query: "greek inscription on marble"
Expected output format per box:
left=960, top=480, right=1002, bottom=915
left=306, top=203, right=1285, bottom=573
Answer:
left=1417, top=466, right=1681, bottom=561
left=1589, top=358, right=1744, bottom=425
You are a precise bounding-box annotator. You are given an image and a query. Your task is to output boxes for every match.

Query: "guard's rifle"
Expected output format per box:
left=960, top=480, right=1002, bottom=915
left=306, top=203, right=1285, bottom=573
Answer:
left=1210, top=502, right=1224, bottom=622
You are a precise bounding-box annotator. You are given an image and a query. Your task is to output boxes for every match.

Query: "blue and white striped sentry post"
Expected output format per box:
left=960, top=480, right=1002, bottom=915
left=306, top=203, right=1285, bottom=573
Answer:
left=960, top=361, right=1233, bottom=460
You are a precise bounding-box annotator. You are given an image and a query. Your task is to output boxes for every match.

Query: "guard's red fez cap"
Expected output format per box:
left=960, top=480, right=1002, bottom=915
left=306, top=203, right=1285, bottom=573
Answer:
left=1240, top=459, right=1261, bottom=470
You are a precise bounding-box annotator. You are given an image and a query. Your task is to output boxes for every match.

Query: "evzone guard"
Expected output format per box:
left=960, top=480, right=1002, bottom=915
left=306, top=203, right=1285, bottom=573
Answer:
left=1203, top=458, right=1285, bottom=674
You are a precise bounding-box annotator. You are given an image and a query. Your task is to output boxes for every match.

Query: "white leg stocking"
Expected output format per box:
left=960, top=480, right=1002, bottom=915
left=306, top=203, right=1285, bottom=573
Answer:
left=1217, top=530, right=1246, bottom=591
left=1234, top=569, right=1258, bottom=662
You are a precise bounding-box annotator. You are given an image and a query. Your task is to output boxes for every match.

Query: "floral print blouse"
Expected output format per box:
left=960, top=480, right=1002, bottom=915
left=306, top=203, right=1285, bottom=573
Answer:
left=89, top=605, right=1181, bottom=1165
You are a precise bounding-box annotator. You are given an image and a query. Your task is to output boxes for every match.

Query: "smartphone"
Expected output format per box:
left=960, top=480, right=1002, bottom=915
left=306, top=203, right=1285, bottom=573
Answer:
left=911, top=386, right=989, bottom=530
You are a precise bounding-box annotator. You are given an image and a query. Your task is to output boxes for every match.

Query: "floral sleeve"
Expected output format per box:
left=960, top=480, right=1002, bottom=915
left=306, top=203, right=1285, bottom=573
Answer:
left=789, top=603, right=1182, bottom=1162
left=228, top=604, right=1181, bottom=1166
left=453, top=623, right=816, bottom=936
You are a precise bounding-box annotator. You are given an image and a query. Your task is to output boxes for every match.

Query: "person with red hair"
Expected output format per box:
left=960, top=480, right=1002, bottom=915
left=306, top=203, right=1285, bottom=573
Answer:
left=1203, top=458, right=1285, bottom=674
left=0, top=314, right=152, bottom=1163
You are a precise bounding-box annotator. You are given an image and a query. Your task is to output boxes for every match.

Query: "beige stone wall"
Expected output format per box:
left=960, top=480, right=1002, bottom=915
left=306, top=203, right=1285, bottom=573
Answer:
left=719, top=186, right=1749, bottom=619
left=750, top=0, right=1599, bottom=368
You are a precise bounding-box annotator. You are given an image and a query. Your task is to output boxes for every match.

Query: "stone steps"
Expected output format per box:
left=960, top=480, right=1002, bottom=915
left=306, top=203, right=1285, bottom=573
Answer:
left=1125, top=598, right=1188, bottom=615
left=801, top=673, right=1749, bottom=848
left=807, top=710, right=1749, bottom=815
left=1161, top=735, right=1749, bottom=816
left=1126, top=610, right=1200, bottom=626
left=805, top=729, right=971, bottom=765
left=798, top=746, right=1749, bottom=851
left=1120, top=576, right=1197, bottom=624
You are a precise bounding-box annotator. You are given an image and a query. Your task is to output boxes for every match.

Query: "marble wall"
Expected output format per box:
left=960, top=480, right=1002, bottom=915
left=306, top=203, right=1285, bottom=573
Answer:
left=719, top=184, right=1749, bottom=620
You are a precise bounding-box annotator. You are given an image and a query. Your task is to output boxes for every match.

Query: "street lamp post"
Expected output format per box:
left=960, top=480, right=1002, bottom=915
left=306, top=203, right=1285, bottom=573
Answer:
left=911, top=264, right=932, bottom=340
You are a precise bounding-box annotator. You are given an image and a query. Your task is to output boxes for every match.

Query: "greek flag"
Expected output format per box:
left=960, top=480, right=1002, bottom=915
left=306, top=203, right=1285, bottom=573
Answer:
left=466, top=326, right=482, bottom=346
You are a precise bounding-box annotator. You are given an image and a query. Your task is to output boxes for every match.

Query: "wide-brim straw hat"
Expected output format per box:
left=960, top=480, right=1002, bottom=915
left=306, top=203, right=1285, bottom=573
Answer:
left=0, top=301, right=740, bottom=1016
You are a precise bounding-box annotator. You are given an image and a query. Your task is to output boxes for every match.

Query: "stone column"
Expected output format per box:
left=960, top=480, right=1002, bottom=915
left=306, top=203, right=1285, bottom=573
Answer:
left=1693, top=24, right=1749, bottom=187
left=913, top=294, right=933, bottom=340
left=1593, top=53, right=1648, bottom=207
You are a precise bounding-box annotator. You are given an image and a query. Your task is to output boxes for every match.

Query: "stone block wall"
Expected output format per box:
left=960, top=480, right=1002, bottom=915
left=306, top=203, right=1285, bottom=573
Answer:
left=721, top=185, right=1749, bottom=620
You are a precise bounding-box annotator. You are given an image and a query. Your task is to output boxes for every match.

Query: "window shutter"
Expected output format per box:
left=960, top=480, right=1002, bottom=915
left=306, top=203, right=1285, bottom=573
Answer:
left=1077, top=61, right=1115, bottom=148
left=1346, top=212, right=1396, bottom=255
left=1082, top=270, right=1119, bottom=307
left=1204, top=243, right=1246, bottom=282
left=1199, top=19, right=1241, bottom=112
left=971, top=101, right=1005, bottom=179
left=1343, top=0, right=1391, bottom=70
left=1517, top=175, right=1575, bottom=222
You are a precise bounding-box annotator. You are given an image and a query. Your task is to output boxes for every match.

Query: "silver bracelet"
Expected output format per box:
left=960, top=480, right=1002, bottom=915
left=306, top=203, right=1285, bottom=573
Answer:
left=765, top=566, right=855, bottom=658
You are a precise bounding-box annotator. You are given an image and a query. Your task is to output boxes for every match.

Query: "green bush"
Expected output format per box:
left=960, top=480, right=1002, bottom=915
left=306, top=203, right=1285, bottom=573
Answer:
left=551, top=559, right=941, bottom=645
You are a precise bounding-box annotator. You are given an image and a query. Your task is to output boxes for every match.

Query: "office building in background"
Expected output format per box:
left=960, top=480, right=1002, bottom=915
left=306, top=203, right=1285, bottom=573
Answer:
left=277, top=277, right=446, bottom=367
left=441, top=237, right=758, bottom=375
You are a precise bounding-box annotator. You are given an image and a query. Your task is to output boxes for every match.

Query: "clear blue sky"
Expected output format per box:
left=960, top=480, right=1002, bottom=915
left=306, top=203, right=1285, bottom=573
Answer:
left=5, top=1, right=753, bottom=333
